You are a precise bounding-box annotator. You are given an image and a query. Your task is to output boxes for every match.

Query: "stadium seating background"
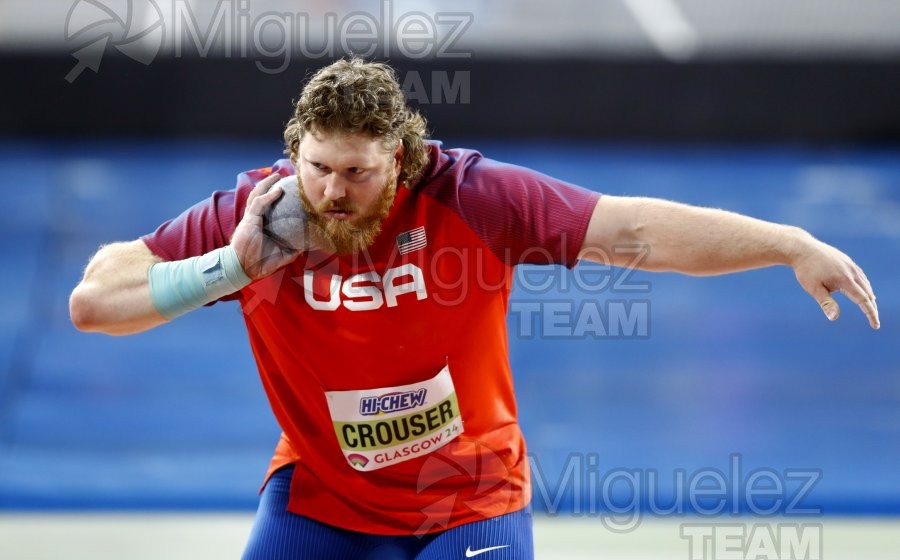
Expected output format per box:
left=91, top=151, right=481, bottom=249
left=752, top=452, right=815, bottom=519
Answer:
left=0, top=138, right=897, bottom=514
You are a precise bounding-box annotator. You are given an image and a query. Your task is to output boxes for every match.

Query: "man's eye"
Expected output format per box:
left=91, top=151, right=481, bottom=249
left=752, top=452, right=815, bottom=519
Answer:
left=348, top=167, right=364, bottom=175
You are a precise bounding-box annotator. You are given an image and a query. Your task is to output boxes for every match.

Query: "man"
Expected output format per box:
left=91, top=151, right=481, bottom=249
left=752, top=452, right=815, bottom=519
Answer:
left=69, top=58, right=879, bottom=560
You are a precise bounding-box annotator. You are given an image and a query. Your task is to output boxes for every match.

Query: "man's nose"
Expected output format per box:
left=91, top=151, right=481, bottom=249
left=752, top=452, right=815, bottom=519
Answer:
left=322, top=174, right=347, bottom=201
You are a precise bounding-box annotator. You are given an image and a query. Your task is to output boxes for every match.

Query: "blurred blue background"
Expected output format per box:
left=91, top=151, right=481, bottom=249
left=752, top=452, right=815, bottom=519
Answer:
left=1, top=0, right=899, bottom=517
left=0, top=139, right=896, bottom=513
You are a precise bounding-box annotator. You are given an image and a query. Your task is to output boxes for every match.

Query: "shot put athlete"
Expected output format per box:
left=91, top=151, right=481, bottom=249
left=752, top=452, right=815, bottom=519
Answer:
left=69, top=58, right=880, bottom=560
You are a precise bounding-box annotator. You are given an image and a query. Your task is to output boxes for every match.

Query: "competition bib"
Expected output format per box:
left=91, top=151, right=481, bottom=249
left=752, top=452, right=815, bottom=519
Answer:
left=325, top=366, right=464, bottom=472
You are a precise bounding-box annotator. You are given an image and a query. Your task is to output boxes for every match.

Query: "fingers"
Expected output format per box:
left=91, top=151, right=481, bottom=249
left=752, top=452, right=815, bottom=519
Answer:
left=810, top=275, right=880, bottom=330
left=854, top=265, right=877, bottom=306
left=799, top=241, right=881, bottom=330
left=245, top=173, right=284, bottom=216
left=840, top=279, right=880, bottom=330
left=839, top=260, right=880, bottom=329
left=820, top=298, right=840, bottom=321
left=810, top=284, right=841, bottom=322
left=860, top=296, right=880, bottom=330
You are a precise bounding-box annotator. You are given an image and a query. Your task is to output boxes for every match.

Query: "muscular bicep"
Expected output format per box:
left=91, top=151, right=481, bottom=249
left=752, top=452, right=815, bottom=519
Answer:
left=82, top=239, right=162, bottom=281
left=577, top=194, right=799, bottom=275
left=71, top=239, right=166, bottom=335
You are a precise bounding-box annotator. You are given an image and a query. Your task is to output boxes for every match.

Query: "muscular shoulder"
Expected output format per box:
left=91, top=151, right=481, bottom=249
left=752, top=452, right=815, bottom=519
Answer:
left=414, top=142, right=600, bottom=266
left=416, top=142, right=528, bottom=217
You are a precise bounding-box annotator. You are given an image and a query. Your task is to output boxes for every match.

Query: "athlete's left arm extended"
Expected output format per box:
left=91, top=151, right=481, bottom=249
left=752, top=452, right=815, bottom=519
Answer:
left=577, top=195, right=880, bottom=329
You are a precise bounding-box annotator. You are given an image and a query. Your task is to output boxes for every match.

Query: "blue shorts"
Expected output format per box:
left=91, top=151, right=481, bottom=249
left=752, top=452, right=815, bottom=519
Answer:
left=242, top=466, right=534, bottom=560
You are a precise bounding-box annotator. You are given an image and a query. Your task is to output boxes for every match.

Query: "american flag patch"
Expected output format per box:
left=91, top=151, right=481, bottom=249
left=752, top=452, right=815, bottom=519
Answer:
left=396, top=226, right=427, bottom=255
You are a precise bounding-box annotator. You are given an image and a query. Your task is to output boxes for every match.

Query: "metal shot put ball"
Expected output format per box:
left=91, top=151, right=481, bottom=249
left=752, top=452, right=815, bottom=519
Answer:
left=263, top=175, right=310, bottom=252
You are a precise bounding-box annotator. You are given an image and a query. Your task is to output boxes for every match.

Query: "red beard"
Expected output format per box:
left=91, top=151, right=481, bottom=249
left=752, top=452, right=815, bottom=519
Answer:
left=298, top=174, right=398, bottom=256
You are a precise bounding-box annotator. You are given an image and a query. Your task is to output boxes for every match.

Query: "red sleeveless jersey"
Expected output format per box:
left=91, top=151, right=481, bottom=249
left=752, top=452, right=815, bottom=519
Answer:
left=143, top=142, right=600, bottom=534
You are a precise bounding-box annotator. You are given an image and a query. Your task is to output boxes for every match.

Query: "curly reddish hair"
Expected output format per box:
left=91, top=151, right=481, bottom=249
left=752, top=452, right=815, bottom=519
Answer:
left=283, top=58, right=430, bottom=186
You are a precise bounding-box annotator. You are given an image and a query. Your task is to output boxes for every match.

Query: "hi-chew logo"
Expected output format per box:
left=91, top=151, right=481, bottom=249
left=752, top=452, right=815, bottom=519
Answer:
left=360, top=389, right=427, bottom=416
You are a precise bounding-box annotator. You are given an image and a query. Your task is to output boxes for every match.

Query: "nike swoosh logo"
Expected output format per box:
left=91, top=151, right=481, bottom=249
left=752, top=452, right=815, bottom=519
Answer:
left=465, top=545, right=511, bottom=557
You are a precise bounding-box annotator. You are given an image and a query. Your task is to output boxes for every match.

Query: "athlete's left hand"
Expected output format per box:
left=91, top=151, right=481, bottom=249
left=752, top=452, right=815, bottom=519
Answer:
left=792, top=235, right=880, bottom=329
